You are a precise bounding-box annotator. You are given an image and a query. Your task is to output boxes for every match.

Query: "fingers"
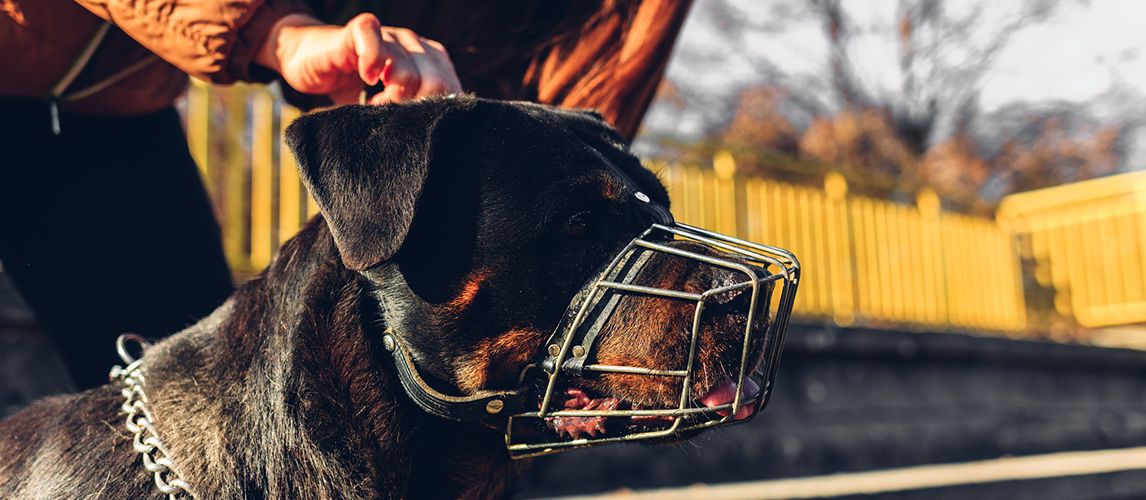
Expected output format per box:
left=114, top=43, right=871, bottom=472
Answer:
left=368, top=27, right=462, bottom=104
left=347, top=14, right=386, bottom=86
left=409, top=37, right=462, bottom=96
left=281, top=14, right=462, bottom=105
left=371, top=28, right=419, bottom=101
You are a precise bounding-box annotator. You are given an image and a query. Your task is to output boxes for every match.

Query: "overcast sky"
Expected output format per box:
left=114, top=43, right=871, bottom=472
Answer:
left=637, top=0, right=1146, bottom=171
left=982, top=0, right=1146, bottom=110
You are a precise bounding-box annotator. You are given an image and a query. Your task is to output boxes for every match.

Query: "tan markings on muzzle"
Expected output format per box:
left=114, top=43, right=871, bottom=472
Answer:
left=588, top=291, right=691, bottom=403
left=505, top=223, right=799, bottom=459
left=589, top=282, right=753, bottom=406
left=456, top=328, right=546, bottom=393
left=449, top=271, right=490, bottom=312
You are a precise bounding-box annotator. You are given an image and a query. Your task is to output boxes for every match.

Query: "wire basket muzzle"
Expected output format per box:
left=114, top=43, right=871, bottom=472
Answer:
left=506, top=223, right=800, bottom=458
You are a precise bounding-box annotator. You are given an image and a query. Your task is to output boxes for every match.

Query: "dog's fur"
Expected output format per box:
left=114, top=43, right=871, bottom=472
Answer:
left=0, top=96, right=769, bottom=500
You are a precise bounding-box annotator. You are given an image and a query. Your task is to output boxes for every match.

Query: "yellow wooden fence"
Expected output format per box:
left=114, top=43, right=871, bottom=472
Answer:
left=998, top=171, right=1146, bottom=328
left=184, top=82, right=1027, bottom=333
left=185, top=81, right=316, bottom=275
left=659, top=154, right=1026, bottom=332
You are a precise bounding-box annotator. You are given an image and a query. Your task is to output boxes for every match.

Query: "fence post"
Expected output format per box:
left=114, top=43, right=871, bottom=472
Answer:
left=917, top=188, right=944, bottom=327
left=250, top=89, right=275, bottom=270
left=186, top=80, right=210, bottom=185
left=279, top=105, right=304, bottom=244
left=712, top=151, right=739, bottom=237
left=223, top=86, right=248, bottom=273
left=824, top=172, right=854, bottom=326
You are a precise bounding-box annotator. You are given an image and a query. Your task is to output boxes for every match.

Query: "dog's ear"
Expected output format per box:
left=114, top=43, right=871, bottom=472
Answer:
left=284, top=99, right=470, bottom=271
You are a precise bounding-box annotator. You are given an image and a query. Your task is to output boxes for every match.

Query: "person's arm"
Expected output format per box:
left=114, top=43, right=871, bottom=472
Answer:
left=73, top=0, right=459, bottom=103
left=526, top=0, right=694, bottom=142
left=73, top=0, right=300, bottom=83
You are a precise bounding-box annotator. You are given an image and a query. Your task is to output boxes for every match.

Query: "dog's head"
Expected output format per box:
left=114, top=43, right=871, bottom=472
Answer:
left=285, top=96, right=796, bottom=457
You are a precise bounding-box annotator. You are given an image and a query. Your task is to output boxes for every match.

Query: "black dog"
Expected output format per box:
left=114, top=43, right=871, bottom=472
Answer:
left=0, top=96, right=779, bottom=499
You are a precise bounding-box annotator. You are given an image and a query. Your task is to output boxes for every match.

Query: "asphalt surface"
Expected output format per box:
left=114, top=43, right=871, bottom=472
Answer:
left=5, top=269, right=1146, bottom=500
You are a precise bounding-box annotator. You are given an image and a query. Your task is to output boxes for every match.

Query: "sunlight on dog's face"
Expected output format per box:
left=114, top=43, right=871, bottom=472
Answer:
left=288, top=96, right=782, bottom=450
left=533, top=242, right=774, bottom=443
left=386, top=105, right=777, bottom=444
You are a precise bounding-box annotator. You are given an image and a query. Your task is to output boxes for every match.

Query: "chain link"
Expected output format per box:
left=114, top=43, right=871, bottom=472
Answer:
left=110, top=334, right=195, bottom=499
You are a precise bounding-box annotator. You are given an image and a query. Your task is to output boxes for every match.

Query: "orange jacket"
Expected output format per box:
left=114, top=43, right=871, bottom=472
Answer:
left=1, top=0, right=691, bottom=139
left=1, top=0, right=305, bottom=115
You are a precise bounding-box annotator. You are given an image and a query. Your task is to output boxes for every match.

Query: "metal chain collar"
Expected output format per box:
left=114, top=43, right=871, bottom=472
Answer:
left=109, top=334, right=195, bottom=499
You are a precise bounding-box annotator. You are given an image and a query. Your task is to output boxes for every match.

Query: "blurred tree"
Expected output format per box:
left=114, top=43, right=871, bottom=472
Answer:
left=815, top=0, right=1059, bottom=153
left=646, top=0, right=1131, bottom=211
left=993, top=118, right=1120, bottom=194
left=652, top=79, right=689, bottom=113
left=798, top=107, right=916, bottom=181
left=721, top=86, right=800, bottom=156
left=917, top=129, right=989, bottom=199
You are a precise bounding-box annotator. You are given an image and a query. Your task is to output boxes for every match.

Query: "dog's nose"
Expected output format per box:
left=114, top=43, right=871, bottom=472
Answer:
left=705, top=272, right=749, bottom=309
left=704, top=266, right=769, bottom=312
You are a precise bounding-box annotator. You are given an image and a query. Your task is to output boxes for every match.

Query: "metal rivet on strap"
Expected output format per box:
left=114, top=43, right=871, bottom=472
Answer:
left=486, top=399, right=505, bottom=414
left=572, top=345, right=586, bottom=358
left=547, top=344, right=561, bottom=357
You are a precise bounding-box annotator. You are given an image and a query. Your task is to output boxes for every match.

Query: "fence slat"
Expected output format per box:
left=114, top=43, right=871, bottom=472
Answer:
left=250, top=90, right=274, bottom=270
left=223, top=87, right=248, bottom=272
left=279, top=105, right=303, bottom=244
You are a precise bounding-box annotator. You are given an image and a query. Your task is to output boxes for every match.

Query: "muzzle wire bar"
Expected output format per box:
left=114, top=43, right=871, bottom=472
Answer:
left=506, top=223, right=800, bottom=458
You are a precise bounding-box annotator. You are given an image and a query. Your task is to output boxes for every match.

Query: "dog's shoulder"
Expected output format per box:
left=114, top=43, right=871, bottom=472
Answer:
left=0, top=386, right=152, bottom=498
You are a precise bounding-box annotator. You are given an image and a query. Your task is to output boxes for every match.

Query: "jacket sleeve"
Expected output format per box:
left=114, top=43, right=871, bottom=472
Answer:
left=525, top=0, right=693, bottom=143
left=74, top=0, right=312, bottom=84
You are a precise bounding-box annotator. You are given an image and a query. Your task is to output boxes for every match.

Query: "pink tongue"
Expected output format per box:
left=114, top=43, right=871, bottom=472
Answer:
left=699, top=377, right=760, bottom=420
left=545, top=387, right=618, bottom=439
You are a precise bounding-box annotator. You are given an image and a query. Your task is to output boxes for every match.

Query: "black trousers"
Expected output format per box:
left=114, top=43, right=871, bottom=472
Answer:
left=0, top=98, right=234, bottom=390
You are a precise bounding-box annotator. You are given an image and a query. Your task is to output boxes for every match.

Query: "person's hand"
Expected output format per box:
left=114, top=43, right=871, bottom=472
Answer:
left=255, top=13, right=462, bottom=105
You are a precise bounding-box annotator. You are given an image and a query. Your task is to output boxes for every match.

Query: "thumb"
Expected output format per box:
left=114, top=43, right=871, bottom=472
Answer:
left=347, top=13, right=387, bottom=87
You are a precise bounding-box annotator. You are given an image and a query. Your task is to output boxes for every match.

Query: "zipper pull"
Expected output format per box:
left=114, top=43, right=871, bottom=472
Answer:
left=49, top=98, right=61, bottom=136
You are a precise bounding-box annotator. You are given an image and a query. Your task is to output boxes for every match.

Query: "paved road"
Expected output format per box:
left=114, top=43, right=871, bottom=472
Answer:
left=5, top=270, right=1146, bottom=499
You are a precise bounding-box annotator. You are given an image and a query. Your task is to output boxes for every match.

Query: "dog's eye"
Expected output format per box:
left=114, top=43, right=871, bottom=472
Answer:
left=563, top=212, right=589, bottom=237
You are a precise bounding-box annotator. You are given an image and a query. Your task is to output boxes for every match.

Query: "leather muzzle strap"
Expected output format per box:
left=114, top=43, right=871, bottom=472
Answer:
left=380, top=328, right=531, bottom=421
left=362, top=265, right=533, bottom=422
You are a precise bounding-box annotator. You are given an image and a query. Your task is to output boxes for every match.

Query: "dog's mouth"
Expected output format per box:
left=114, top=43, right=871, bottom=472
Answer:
left=499, top=223, right=798, bottom=458
left=533, top=300, right=772, bottom=442
left=540, top=375, right=763, bottom=440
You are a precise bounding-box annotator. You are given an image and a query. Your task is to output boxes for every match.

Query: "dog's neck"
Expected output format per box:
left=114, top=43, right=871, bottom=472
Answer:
left=127, top=219, right=523, bottom=500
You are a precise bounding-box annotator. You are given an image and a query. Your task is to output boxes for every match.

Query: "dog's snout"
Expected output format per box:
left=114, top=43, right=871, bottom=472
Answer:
left=704, top=272, right=745, bottom=306
left=704, top=265, right=770, bottom=311
left=706, top=289, right=750, bottom=316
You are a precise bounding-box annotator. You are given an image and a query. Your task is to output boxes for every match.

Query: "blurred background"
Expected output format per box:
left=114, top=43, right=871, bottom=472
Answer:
left=6, top=0, right=1146, bottom=498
